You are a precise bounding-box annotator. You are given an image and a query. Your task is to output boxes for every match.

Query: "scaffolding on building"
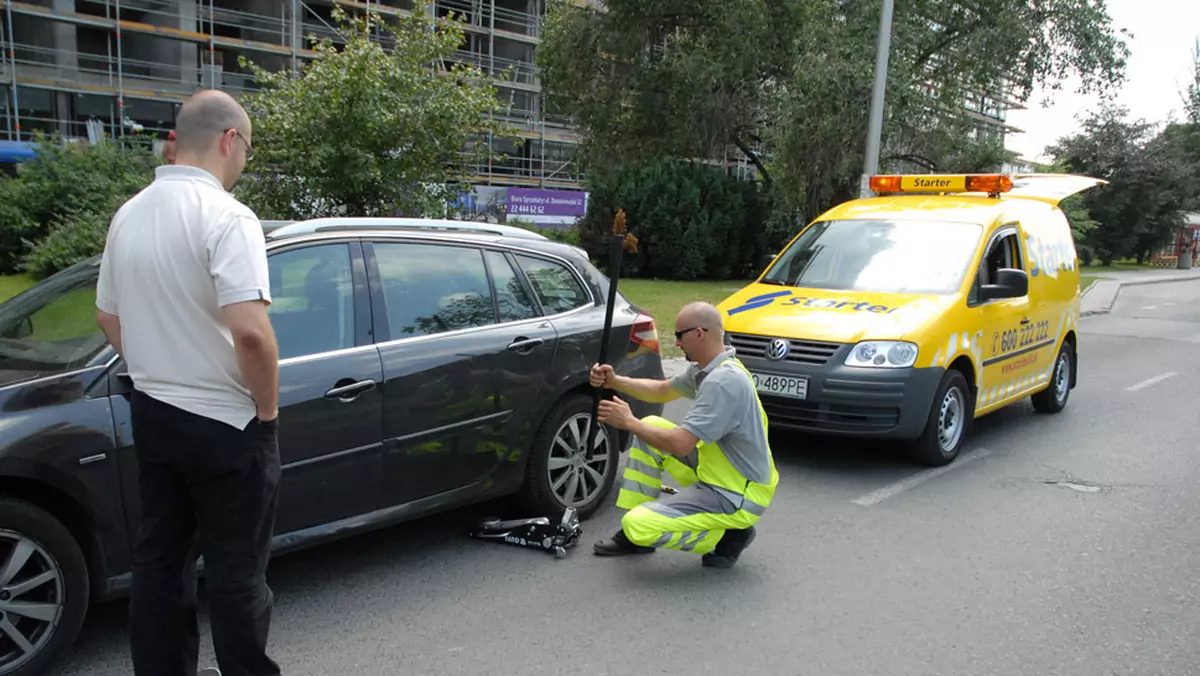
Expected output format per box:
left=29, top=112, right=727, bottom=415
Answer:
left=0, top=0, right=586, bottom=189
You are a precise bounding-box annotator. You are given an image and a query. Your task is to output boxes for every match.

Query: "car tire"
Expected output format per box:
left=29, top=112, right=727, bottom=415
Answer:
left=0, top=498, right=89, bottom=676
left=1031, top=341, right=1073, bottom=414
left=519, top=393, right=620, bottom=521
left=909, top=369, right=973, bottom=467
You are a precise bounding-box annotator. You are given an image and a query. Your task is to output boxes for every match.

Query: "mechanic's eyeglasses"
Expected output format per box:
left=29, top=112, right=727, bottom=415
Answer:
left=675, top=327, right=702, bottom=340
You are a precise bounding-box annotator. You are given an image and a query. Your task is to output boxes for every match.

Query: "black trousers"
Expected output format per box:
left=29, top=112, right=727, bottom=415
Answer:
left=128, top=389, right=283, bottom=676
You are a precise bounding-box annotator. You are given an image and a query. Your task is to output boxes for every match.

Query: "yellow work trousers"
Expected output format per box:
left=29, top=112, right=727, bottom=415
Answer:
left=616, top=416, right=765, bottom=556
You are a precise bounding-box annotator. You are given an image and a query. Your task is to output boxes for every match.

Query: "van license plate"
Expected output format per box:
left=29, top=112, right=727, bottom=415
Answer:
left=752, top=373, right=808, bottom=400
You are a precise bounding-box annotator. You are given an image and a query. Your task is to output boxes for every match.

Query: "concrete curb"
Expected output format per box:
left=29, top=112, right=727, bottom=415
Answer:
left=1080, top=272, right=1200, bottom=317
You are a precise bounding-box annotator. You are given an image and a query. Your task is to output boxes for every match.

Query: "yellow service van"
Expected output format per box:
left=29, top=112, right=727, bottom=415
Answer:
left=716, top=173, right=1105, bottom=466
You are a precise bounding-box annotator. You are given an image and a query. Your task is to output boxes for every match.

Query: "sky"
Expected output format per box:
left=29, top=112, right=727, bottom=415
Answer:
left=1003, top=0, right=1200, bottom=164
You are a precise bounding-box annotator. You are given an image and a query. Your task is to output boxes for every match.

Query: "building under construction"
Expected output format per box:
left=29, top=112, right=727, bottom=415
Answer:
left=0, top=0, right=586, bottom=195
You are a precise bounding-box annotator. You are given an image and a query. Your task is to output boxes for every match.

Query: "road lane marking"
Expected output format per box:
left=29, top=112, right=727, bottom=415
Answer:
left=1126, top=372, right=1177, bottom=392
left=852, top=449, right=991, bottom=506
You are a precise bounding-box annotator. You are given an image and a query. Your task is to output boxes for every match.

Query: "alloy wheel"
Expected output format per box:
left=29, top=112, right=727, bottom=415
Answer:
left=0, top=530, right=65, bottom=674
left=546, top=414, right=612, bottom=508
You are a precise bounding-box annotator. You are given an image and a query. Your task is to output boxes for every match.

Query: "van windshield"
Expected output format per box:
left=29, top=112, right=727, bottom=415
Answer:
left=0, top=256, right=109, bottom=386
left=761, top=219, right=983, bottom=295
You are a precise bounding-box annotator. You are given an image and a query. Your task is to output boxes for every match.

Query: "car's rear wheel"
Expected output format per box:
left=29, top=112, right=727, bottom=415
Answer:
left=520, top=394, right=619, bottom=520
left=0, top=498, right=89, bottom=676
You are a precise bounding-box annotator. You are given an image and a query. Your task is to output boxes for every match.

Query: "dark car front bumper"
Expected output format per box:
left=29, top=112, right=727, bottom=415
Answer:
left=729, top=333, right=945, bottom=440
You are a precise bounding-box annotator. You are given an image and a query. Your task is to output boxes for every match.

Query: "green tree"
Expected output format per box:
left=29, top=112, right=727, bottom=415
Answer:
left=538, top=0, right=1130, bottom=227
left=1047, top=106, right=1191, bottom=265
left=235, top=2, right=519, bottom=220
left=1184, top=38, right=1200, bottom=125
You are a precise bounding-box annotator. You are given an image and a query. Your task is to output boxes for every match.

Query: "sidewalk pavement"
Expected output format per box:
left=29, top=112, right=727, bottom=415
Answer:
left=1080, top=268, right=1200, bottom=316
left=662, top=355, right=689, bottom=379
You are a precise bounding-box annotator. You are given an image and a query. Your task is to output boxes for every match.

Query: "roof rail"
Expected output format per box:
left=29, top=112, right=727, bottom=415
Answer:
left=266, top=217, right=550, bottom=241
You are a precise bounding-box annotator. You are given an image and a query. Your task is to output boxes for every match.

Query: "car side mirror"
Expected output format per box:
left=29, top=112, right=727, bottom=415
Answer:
left=1, top=317, right=32, bottom=339
left=980, top=268, right=1028, bottom=300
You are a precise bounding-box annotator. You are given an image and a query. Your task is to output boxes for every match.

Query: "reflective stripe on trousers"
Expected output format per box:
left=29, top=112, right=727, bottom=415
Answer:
left=616, top=415, right=772, bottom=555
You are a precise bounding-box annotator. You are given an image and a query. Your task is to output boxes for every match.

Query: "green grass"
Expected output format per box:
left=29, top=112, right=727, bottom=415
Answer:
left=1080, top=261, right=1155, bottom=273
left=1080, top=275, right=1099, bottom=293
left=0, top=274, right=36, bottom=301
left=618, top=278, right=751, bottom=358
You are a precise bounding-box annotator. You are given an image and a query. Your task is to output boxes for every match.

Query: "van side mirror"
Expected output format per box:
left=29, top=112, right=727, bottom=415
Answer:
left=760, top=253, right=776, bottom=273
left=980, top=268, right=1028, bottom=300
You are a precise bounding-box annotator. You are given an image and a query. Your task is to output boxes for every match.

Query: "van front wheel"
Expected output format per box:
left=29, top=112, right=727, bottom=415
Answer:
left=909, top=370, right=972, bottom=467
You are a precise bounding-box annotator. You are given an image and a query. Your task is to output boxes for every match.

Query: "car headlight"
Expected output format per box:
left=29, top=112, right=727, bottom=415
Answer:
left=844, top=341, right=918, bottom=368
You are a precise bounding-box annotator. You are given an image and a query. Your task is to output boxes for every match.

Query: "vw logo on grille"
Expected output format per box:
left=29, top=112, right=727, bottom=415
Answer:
left=765, top=338, right=790, bottom=361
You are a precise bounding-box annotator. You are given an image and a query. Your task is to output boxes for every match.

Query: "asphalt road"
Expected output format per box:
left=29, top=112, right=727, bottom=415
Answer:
left=57, top=280, right=1200, bottom=676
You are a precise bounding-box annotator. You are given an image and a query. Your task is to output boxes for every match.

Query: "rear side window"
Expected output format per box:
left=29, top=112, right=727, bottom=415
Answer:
left=484, top=250, right=539, bottom=322
left=373, top=242, right=497, bottom=337
left=514, top=255, right=590, bottom=314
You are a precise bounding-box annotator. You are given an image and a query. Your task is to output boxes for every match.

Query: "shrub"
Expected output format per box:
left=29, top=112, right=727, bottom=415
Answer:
left=577, top=159, right=772, bottom=281
left=0, top=133, right=160, bottom=277
left=22, top=208, right=113, bottom=279
left=508, top=217, right=582, bottom=246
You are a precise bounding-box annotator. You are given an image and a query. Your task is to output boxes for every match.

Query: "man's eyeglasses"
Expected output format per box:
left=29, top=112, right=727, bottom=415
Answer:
left=228, top=128, right=254, bottom=160
left=675, top=327, right=703, bottom=340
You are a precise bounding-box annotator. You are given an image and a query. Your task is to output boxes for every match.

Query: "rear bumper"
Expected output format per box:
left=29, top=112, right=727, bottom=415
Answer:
left=731, top=337, right=943, bottom=439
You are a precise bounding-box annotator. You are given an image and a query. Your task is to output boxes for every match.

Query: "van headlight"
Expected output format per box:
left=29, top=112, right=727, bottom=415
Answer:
left=844, top=341, right=919, bottom=368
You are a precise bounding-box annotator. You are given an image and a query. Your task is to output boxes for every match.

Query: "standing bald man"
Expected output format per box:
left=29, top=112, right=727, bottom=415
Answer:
left=590, top=302, right=779, bottom=568
left=96, top=90, right=282, bottom=676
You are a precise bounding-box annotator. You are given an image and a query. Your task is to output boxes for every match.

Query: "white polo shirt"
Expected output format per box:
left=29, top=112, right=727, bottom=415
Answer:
left=96, top=165, right=272, bottom=430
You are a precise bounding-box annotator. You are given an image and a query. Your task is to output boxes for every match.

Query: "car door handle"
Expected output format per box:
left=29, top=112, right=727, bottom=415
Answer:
left=324, top=379, right=376, bottom=400
left=507, top=337, right=544, bottom=353
left=1020, top=317, right=1031, bottom=324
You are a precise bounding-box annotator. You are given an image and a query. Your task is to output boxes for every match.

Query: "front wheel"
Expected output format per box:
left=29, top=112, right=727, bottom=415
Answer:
left=909, top=370, right=973, bottom=467
left=1031, top=341, right=1074, bottom=414
left=519, top=394, right=620, bottom=521
left=0, top=498, right=90, bottom=676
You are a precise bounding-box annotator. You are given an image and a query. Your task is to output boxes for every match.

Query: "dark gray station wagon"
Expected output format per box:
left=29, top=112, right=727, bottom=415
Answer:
left=0, top=219, right=665, bottom=676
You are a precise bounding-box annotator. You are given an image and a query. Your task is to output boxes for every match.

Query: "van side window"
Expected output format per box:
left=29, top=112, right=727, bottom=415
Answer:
left=970, top=228, right=1025, bottom=304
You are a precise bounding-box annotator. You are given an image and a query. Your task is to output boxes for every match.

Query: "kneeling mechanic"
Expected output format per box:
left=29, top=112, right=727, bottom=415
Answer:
left=592, top=302, right=779, bottom=568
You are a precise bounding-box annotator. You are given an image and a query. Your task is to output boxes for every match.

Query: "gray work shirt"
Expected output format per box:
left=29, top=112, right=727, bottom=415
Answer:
left=670, top=348, right=772, bottom=484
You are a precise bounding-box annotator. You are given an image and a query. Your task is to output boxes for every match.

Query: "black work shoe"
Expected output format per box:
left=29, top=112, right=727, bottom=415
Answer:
left=702, top=526, right=757, bottom=568
left=593, top=529, right=656, bottom=556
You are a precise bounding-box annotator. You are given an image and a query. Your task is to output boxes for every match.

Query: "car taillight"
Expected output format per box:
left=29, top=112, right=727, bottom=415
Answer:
left=630, top=311, right=660, bottom=354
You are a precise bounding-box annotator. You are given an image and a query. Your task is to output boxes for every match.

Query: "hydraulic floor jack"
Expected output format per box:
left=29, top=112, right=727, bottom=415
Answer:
left=470, top=507, right=584, bottom=559
left=469, top=487, right=678, bottom=558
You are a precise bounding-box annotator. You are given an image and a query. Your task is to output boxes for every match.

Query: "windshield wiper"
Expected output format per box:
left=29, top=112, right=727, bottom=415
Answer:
left=758, top=279, right=790, bottom=286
